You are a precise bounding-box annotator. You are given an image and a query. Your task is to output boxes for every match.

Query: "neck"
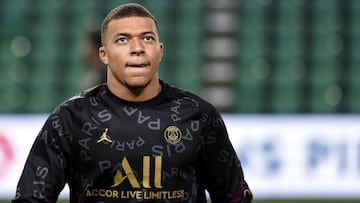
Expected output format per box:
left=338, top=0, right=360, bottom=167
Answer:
left=107, top=77, right=161, bottom=102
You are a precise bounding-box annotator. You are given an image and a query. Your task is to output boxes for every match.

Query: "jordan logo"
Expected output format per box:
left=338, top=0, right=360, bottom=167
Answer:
left=97, top=128, right=112, bottom=143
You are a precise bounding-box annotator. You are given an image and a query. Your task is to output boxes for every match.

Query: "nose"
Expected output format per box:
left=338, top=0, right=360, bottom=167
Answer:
left=130, top=38, right=145, bottom=56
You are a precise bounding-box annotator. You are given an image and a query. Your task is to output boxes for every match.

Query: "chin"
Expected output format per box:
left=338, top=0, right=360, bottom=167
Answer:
left=124, top=79, right=151, bottom=90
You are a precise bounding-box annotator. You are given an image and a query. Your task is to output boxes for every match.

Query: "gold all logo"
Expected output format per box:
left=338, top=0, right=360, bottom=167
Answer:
left=111, top=156, right=163, bottom=188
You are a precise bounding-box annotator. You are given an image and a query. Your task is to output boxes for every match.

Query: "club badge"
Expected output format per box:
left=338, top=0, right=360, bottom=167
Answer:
left=164, top=126, right=182, bottom=145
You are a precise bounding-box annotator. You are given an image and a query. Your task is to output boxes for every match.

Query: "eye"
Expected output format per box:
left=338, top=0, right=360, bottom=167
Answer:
left=116, top=37, right=128, bottom=44
left=144, top=36, right=155, bottom=42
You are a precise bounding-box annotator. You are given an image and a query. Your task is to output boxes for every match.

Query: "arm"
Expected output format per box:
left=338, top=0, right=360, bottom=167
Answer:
left=12, top=111, right=71, bottom=203
left=197, top=110, right=252, bottom=203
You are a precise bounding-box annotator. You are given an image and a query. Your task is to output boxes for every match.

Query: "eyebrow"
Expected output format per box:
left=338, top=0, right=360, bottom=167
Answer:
left=113, top=31, right=156, bottom=38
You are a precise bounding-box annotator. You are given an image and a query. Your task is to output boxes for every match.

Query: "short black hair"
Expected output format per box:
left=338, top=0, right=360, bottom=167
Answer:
left=101, top=3, right=159, bottom=45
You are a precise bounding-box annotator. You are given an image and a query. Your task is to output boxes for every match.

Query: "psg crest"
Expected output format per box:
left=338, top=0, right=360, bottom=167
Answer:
left=164, top=126, right=182, bottom=145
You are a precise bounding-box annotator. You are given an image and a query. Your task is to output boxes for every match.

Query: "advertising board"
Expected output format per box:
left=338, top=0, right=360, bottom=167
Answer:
left=0, top=115, right=359, bottom=199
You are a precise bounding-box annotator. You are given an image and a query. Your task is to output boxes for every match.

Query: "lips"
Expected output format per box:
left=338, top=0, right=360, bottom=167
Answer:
left=126, top=62, right=150, bottom=67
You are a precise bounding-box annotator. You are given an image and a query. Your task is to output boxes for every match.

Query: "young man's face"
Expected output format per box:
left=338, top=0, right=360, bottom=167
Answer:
left=100, top=17, right=163, bottom=89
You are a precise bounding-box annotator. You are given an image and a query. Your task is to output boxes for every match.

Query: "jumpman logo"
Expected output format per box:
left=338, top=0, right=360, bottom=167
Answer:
left=97, top=128, right=112, bottom=143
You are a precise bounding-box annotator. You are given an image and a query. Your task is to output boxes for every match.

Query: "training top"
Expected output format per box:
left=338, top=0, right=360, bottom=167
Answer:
left=12, top=80, right=252, bottom=203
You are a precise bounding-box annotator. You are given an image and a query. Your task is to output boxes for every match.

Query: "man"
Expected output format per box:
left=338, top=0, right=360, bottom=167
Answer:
left=12, top=3, right=252, bottom=203
left=80, top=29, right=107, bottom=90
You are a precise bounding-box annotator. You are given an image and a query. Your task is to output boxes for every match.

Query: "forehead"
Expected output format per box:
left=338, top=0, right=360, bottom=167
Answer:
left=106, top=17, right=158, bottom=35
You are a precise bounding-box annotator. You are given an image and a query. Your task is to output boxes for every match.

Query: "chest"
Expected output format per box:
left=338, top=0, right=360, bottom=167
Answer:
left=70, top=104, right=205, bottom=173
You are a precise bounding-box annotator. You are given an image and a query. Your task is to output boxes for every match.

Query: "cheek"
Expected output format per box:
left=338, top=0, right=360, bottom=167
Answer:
left=152, top=49, right=163, bottom=64
left=108, top=51, right=125, bottom=66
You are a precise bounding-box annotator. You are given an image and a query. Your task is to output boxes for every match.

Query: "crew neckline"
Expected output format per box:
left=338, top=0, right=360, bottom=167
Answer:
left=104, top=80, right=168, bottom=106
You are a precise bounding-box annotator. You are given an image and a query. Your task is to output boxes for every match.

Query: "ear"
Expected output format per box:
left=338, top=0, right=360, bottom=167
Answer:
left=99, top=47, right=109, bottom=65
left=159, top=43, right=164, bottom=61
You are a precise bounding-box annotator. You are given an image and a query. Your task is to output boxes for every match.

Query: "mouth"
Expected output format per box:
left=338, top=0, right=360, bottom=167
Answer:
left=126, top=62, right=150, bottom=68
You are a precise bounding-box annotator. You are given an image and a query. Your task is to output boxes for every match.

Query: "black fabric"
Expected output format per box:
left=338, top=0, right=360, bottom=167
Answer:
left=12, top=80, right=252, bottom=203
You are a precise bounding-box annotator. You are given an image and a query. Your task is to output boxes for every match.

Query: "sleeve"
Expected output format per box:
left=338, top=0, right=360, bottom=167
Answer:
left=12, top=108, right=72, bottom=203
left=197, top=109, right=252, bottom=203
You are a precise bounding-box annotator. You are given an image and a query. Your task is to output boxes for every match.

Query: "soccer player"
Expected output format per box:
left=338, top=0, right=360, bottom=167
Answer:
left=80, top=29, right=107, bottom=90
left=12, top=3, right=252, bottom=203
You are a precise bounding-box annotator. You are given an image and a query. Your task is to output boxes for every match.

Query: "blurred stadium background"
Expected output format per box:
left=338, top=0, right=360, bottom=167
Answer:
left=3, top=0, right=360, bottom=114
left=1, top=0, right=360, bottom=202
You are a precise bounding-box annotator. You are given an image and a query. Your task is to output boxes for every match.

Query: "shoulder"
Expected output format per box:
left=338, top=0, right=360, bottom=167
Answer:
left=164, top=83, right=226, bottom=135
left=49, top=84, right=106, bottom=122
left=163, top=82, right=219, bottom=116
left=61, top=84, right=105, bottom=109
